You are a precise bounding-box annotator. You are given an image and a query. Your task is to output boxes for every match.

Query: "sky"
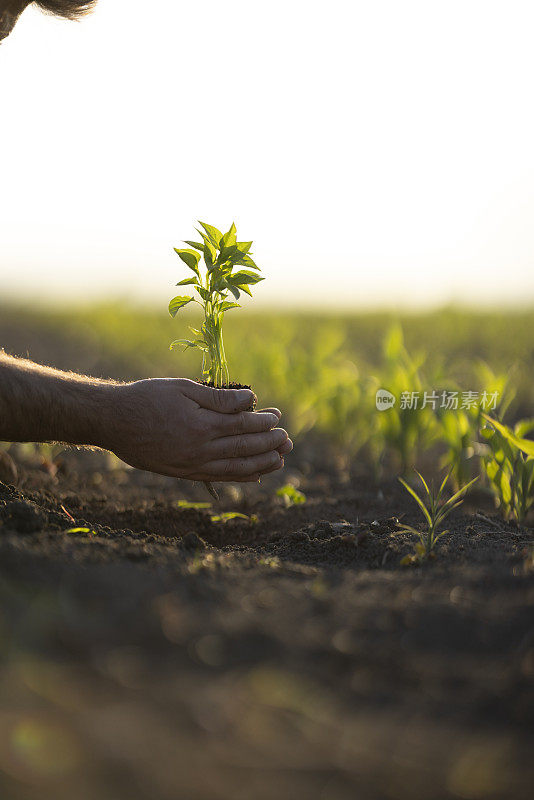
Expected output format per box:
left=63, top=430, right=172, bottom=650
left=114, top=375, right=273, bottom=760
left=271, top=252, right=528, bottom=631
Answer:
left=1, top=0, right=533, bottom=309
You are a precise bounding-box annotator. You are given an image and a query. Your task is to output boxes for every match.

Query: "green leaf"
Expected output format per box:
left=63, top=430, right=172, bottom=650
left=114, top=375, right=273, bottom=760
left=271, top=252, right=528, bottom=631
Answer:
left=227, top=270, right=264, bottom=286
left=173, top=248, right=201, bottom=273
left=177, top=500, right=212, bottom=509
left=436, top=467, right=453, bottom=500
left=168, top=295, right=193, bottom=317
left=220, top=222, right=237, bottom=249
left=169, top=339, right=197, bottom=350
left=67, top=527, right=95, bottom=534
left=483, top=414, right=534, bottom=458
left=226, top=284, right=241, bottom=301
left=276, top=484, right=306, bottom=506
left=176, top=277, right=198, bottom=286
left=212, top=277, right=229, bottom=292
left=441, top=476, right=478, bottom=512
left=240, top=254, right=260, bottom=270
left=219, top=244, right=238, bottom=263
left=204, top=242, right=215, bottom=269
left=198, top=221, right=223, bottom=248
left=398, top=478, right=432, bottom=527
left=218, top=301, right=241, bottom=312
left=210, top=511, right=257, bottom=523
left=237, top=241, right=253, bottom=254
left=183, top=240, right=205, bottom=252
left=414, top=469, right=431, bottom=500
left=197, top=286, right=210, bottom=303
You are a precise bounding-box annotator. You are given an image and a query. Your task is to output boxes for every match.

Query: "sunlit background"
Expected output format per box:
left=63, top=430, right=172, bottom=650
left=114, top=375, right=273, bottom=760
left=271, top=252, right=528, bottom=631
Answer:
left=1, top=0, right=533, bottom=308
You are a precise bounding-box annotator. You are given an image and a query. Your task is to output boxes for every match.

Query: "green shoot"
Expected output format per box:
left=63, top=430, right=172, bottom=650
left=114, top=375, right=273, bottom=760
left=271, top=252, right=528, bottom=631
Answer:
left=169, top=221, right=263, bottom=387
left=210, top=511, right=258, bottom=524
left=67, top=527, right=97, bottom=535
left=480, top=415, right=534, bottom=523
left=276, top=484, right=307, bottom=506
left=176, top=501, right=212, bottom=510
left=398, top=469, right=478, bottom=564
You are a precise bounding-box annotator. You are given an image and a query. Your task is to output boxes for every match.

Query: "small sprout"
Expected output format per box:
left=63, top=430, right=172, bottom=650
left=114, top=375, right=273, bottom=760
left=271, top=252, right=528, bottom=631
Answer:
left=210, top=512, right=258, bottom=524
left=276, top=484, right=306, bottom=507
left=398, top=468, right=478, bottom=564
left=66, top=527, right=97, bottom=535
left=176, top=501, right=212, bottom=510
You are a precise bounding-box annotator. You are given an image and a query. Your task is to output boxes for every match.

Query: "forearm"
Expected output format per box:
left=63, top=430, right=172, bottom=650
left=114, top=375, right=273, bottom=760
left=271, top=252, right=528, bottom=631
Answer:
left=0, top=351, right=120, bottom=448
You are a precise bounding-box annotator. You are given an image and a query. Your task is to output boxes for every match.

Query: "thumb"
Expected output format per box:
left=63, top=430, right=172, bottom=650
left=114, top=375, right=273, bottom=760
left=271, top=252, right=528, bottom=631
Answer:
left=181, top=379, right=256, bottom=413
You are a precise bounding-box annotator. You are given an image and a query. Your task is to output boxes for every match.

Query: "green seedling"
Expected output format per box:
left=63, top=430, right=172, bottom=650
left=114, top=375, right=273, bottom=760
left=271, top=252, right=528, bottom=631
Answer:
left=169, top=220, right=263, bottom=387
left=276, top=484, right=307, bottom=506
left=176, top=500, right=212, bottom=510
left=210, top=511, right=258, bottom=524
left=480, top=415, right=534, bottom=524
left=436, top=407, right=478, bottom=491
left=67, top=527, right=97, bottom=536
left=398, top=469, right=478, bottom=564
left=372, top=325, right=440, bottom=475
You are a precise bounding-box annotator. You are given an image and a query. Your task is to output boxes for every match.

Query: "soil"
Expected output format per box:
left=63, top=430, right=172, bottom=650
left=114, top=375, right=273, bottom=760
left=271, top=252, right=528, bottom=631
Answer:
left=0, top=450, right=533, bottom=800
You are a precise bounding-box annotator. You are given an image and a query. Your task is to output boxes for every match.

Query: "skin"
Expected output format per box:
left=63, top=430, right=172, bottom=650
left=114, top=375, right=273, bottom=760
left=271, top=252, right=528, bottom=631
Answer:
left=0, top=352, right=293, bottom=482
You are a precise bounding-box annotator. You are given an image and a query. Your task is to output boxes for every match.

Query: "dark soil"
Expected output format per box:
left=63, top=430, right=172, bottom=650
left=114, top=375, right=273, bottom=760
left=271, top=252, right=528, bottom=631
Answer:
left=0, top=450, right=533, bottom=800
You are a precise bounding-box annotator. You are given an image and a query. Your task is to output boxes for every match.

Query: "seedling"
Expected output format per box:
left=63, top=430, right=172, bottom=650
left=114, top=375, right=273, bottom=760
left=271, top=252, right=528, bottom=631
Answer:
left=168, top=221, right=263, bottom=499
left=480, top=415, right=534, bottom=524
left=169, top=221, right=263, bottom=387
left=210, top=511, right=258, bottom=524
left=276, top=484, right=306, bottom=507
left=398, top=469, right=478, bottom=564
left=176, top=500, right=212, bottom=510
left=67, top=527, right=97, bottom=536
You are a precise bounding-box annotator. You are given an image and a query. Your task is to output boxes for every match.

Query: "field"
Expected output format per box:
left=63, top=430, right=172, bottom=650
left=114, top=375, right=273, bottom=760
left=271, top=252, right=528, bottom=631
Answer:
left=1, top=305, right=533, bottom=800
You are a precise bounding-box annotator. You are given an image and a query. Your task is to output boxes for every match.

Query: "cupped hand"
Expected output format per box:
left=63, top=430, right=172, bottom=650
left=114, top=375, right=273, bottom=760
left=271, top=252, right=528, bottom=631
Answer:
left=107, top=378, right=292, bottom=482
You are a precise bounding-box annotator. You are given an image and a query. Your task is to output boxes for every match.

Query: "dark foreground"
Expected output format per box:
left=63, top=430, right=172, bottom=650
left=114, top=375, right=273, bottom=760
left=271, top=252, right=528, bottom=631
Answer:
left=0, top=451, right=533, bottom=800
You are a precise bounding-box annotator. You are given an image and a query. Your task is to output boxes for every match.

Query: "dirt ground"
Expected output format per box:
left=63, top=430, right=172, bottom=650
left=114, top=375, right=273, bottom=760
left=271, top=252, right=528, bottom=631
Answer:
left=0, top=449, right=533, bottom=800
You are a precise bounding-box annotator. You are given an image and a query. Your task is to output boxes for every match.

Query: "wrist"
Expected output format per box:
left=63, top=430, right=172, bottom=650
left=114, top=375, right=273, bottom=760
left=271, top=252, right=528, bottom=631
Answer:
left=87, top=382, right=127, bottom=452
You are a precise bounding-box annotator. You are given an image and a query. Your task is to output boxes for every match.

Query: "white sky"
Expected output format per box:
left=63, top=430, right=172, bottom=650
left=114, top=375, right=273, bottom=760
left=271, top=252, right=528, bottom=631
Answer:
left=1, top=0, right=533, bottom=309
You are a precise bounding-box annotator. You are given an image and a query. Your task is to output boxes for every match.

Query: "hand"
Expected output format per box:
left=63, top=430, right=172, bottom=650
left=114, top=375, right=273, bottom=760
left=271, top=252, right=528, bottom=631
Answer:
left=107, top=378, right=292, bottom=482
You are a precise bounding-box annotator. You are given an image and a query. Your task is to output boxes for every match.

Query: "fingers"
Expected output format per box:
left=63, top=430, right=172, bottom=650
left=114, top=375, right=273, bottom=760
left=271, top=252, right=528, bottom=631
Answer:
left=214, top=410, right=280, bottom=437
left=205, top=428, right=290, bottom=460
left=257, top=407, right=281, bottom=420
left=180, top=378, right=256, bottom=414
left=278, top=437, right=293, bottom=456
left=199, top=450, right=284, bottom=479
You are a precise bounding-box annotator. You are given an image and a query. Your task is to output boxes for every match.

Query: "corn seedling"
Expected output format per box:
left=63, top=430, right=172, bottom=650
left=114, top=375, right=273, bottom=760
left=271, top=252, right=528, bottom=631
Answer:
left=480, top=415, right=534, bottom=524
left=176, top=501, right=212, bottom=510
left=210, top=511, right=258, bottom=523
left=398, top=469, right=478, bottom=564
left=436, top=407, right=479, bottom=491
left=169, top=221, right=263, bottom=387
left=276, top=484, right=307, bottom=506
left=372, top=325, right=440, bottom=474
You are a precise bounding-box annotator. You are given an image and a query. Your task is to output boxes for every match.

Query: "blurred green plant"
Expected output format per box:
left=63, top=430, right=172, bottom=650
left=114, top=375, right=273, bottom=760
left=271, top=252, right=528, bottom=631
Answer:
left=169, top=221, right=263, bottom=387
left=210, top=511, right=258, bottom=523
left=276, top=484, right=307, bottom=506
left=370, top=325, right=440, bottom=474
left=398, top=469, right=478, bottom=564
left=480, top=415, right=534, bottom=524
